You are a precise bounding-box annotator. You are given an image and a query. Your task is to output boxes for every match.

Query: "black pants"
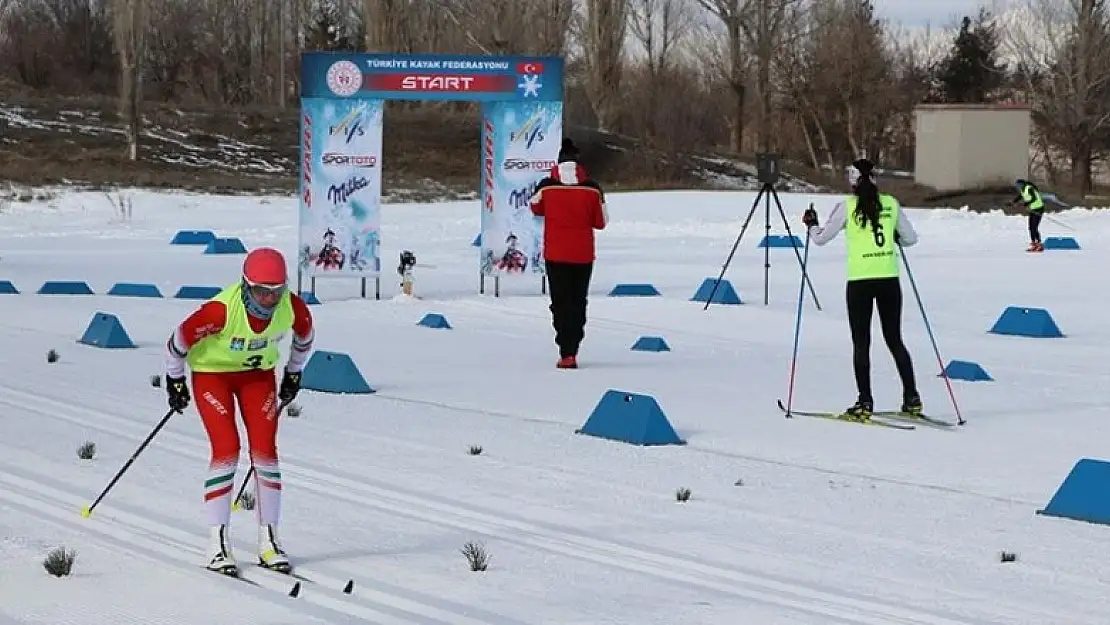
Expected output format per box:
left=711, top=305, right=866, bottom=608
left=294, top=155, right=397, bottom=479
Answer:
left=846, top=277, right=918, bottom=403
left=1029, top=211, right=1042, bottom=242
left=545, top=260, right=593, bottom=357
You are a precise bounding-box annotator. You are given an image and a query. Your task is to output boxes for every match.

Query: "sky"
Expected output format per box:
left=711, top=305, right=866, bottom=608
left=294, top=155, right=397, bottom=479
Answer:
left=875, top=0, right=1009, bottom=28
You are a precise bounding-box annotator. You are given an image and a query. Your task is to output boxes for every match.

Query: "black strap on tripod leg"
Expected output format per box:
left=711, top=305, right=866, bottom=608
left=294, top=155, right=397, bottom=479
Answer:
left=704, top=185, right=765, bottom=311
left=769, top=186, right=822, bottom=311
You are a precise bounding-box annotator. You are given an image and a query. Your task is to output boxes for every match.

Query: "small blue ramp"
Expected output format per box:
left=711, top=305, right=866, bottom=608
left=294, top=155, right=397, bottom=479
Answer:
left=174, top=285, right=222, bottom=300
left=631, top=336, right=670, bottom=352
left=417, top=313, right=452, bottom=329
left=170, top=230, right=216, bottom=245
left=301, top=351, right=374, bottom=394
left=1037, top=458, right=1110, bottom=525
left=78, top=312, right=136, bottom=349
left=940, top=360, right=992, bottom=381
left=609, top=283, right=661, bottom=297
left=575, top=390, right=685, bottom=446
left=941, top=361, right=994, bottom=381
left=204, top=237, right=247, bottom=254
left=0, top=280, right=18, bottom=294
left=691, top=278, right=741, bottom=305
left=107, top=282, right=163, bottom=298
left=758, top=234, right=802, bottom=248
left=1043, top=237, right=1080, bottom=250
left=38, top=281, right=94, bottom=295
left=989, top=306, right=1063, bottom=338
left=472, top=234, right=482, bottom=247
left=299, top=291, right=321, bottom=305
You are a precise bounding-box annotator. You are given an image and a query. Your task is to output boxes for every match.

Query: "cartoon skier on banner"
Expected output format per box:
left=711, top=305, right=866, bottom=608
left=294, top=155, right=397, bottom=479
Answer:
left=496, top=233, right=527, bottom=272
left=315, top=229, right=344, bottom=270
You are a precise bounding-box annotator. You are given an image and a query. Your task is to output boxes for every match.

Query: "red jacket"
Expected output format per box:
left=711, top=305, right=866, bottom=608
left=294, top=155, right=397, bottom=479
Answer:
left=529, top=161, right=607, bottom=263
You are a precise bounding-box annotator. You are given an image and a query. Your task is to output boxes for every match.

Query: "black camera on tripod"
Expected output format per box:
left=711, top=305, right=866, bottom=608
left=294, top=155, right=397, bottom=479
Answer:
left=756, top=153, right=780, bottom=186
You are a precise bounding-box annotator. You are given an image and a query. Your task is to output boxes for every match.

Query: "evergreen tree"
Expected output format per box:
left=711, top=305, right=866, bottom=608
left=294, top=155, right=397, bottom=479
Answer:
left=305, top=0, right=363, bottom=52
left=937, top=8, right=1007, bottom=103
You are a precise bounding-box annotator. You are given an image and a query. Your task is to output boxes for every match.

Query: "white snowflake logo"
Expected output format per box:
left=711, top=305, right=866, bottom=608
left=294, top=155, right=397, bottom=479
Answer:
left=518, top=74, right=542, bottom=98
left=326, top=61, right=363, bottom=97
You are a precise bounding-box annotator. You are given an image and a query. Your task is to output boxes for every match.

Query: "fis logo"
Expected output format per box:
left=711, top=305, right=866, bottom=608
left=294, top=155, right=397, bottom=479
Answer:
left=330, top=102, right=368, bottom=144
left=510, top=113, right=545, bottom=150
left=229, top=337, right=246, bottom=351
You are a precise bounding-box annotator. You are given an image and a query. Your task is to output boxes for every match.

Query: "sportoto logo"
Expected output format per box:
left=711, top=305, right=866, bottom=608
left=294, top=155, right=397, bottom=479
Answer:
left=326, top=61, right=363, bottom=97
left=503, top=158, right=556, bottom=172
left=322, top=153, right=377, bottom=167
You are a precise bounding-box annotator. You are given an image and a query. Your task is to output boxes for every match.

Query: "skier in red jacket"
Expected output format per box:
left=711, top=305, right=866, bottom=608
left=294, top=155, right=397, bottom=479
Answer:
left=163, top=247, right=314, bottom=577
left=530, top=138, right=608, bottom=368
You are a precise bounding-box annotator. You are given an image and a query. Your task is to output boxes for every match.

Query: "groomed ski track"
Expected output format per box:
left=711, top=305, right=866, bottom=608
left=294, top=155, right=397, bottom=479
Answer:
left=1, top=376, right=1102, bottom=625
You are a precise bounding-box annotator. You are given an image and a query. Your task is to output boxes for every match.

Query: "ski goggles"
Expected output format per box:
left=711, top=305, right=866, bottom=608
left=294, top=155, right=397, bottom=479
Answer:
left=245, top=281, right=287, bottom=301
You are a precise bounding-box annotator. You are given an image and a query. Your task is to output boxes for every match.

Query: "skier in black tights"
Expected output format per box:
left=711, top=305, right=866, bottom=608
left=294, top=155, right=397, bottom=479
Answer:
left=802, top=158, right=923, bottom=421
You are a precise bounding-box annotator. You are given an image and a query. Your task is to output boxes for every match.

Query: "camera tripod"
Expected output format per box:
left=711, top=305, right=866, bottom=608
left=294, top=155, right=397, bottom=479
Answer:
left=704, top=181, right=821, bottom=310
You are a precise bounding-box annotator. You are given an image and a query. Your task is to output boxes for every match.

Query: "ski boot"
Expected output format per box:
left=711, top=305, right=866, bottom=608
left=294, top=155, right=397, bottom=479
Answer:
left=1026, top=241, right=1044, bottom=253
left=841, top=399, right=873, bottom=422
left=901, top=393, right=924, bottom=417
left=206, top=525, right=238, bottom=576
left=258, top=524, right=292, bottom=573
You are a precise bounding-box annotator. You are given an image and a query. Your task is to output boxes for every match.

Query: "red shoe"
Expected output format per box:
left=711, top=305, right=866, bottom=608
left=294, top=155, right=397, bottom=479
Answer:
left=556, top=356, right=577, bottom=369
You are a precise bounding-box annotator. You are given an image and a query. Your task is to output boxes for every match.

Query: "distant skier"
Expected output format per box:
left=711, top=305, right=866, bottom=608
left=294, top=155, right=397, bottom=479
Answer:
left=162, top=247, right=314, bottom=576
left=802, top=158, right=923, bottom=421
left=1011, top=178, right=1045, bottom=252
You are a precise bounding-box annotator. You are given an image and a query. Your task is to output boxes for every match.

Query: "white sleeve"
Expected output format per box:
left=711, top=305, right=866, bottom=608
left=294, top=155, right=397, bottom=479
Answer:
left=164, top=328, right=188, bottom=378
left=285, top=326, right=314, bottom=373
left=808, top=201, right=847, bottom=246
left=896, top=209, right=919, bottom=247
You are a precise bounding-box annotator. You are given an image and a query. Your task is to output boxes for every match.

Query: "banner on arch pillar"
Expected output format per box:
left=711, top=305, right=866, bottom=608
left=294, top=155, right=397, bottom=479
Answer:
left=297, top=97, right=383, bottom=279
left=479, top=100, right=563, bottom=278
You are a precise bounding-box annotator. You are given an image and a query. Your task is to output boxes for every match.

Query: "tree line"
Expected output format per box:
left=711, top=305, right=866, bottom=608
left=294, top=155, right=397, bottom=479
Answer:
left=2, top=0, right=1109, bottom=193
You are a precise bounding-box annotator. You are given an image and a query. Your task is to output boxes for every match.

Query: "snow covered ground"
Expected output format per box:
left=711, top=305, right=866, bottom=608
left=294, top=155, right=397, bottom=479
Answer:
left=1, top=188, right=1109, bottom=624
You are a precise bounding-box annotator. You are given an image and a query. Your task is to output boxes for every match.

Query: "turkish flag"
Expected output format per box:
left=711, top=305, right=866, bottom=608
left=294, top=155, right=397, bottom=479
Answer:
left=516, top=61, right=544, bottom=74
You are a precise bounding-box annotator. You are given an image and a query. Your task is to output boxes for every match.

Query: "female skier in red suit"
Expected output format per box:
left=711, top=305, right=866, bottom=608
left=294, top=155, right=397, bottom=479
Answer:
left=163, top=247, right=314, bottom=576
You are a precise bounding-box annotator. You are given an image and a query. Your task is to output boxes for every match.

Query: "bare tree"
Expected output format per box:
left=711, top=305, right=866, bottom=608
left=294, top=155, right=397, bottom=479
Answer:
left=695, top=0, right=751, bottom=152
left=114, top=0, right=146, bottom=161
left=740, top=0, right=803, bottom=151
left=583, top=0, right=630, bottom=131
left=1011, top=0, right=1110, bottom=192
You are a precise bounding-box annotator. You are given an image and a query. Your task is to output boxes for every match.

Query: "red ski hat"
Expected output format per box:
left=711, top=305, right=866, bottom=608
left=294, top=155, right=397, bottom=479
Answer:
left=242, top=247, right=287, bottom=287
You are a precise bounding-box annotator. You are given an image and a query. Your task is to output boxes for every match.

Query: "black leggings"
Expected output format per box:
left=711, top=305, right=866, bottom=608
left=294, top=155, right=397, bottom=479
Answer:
left=846, top=277, right=917, bottom=403
left=1029, top=212, right=1042, bottom=242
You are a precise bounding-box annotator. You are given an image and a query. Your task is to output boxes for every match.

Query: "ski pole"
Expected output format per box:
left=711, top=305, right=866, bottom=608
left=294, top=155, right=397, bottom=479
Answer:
left=82, top=407, right=177, bottom=518
left=1044, top=214, right=1075, bottom=232
left=232, top=399, right=291, bottom=511
left=897, top=245, right=966, bottom=425
left=783, top=230, right=813, bottom=418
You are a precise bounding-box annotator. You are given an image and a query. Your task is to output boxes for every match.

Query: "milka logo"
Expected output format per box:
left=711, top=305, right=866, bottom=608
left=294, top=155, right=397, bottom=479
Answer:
left=328, top=176, right=369, bottom=205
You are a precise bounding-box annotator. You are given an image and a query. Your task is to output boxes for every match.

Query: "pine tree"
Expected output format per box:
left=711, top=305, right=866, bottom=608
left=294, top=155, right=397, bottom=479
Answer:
left=937, top=8, right=1007, bottom=103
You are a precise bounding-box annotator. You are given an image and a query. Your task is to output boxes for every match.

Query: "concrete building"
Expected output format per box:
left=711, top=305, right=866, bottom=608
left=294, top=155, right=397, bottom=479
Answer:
left=913, top=103, right=1031, bottom=192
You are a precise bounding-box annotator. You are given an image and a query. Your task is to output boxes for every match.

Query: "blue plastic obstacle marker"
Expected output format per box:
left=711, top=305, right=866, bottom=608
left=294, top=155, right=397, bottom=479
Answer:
left=631, top=336, right=670, bottom=352
left=989, top=306, right=1064, bottom=338
left=299, top=291, right=321, bottom=305
left=301, top=351, right=374, bottom=394
left=472, top=233, right=482, bottom=247
left=1043, top=236, right=1080, bottom=250
left=203, top=237, right=247, bottom=254
left=417, top=313, right=452, bottom=329
left=1037, top=458, right=1110, bottom=525
left=174, top=285, right=222, bottom=300
left=940, top=359, right=992, bottom=381
left=78, top=312, right=136, bottom=349
left=758, top=234, right=803, bottom=248
left=0, top=280, right=18, bottom=294
left=691, top=278, right=742, bottom=305
left=37, top=281, right=94, bottom=295
left=609, top=283, right=661, bottom=297
left=107, top=282, right=163, bottom=298
left=575, top=390, right=685, bottom=446
left=170, top=230, right=216, bottom=245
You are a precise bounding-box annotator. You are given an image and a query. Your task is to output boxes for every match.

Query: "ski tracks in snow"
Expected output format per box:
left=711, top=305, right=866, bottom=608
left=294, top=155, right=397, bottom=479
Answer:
left=0, top=385, right=1081, bottom=625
